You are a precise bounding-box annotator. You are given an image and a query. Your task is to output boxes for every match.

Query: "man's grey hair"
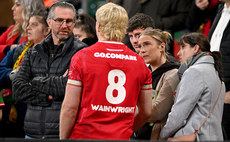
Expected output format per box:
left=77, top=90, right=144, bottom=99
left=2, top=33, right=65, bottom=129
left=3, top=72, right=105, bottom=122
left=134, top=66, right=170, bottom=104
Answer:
left=48, top=2, right=76, bottom=19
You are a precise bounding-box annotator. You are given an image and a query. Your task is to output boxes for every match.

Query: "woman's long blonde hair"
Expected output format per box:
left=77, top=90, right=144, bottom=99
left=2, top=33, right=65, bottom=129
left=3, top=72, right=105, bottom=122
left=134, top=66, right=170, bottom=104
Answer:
left=8, top=0, right=45, bottom=41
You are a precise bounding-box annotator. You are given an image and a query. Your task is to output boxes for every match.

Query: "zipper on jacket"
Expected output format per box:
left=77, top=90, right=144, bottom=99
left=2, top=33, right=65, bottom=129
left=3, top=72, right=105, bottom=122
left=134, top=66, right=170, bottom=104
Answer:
left=41, top=107, right=45, bottom=138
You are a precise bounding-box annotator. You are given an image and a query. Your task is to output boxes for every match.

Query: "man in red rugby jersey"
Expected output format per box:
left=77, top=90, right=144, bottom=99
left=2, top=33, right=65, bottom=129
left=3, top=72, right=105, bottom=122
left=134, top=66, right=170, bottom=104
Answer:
left=60, top=2, right=152, bottom=140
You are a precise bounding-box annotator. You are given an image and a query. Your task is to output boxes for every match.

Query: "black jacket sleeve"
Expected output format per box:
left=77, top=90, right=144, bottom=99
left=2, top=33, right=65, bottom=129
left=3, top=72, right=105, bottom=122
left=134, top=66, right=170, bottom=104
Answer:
left=31, top=75, right=68, bottom=100
left=160, top=0, right=192, bottom=32
left=186, top=1, right=207, bottom=32
left=12, top=49, right=51, bottom=106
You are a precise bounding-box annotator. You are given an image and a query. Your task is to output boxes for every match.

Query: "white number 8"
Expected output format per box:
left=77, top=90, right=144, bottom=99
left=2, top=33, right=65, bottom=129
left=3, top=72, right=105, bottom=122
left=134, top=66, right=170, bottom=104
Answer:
left=106, top=69, right=126, bottom=104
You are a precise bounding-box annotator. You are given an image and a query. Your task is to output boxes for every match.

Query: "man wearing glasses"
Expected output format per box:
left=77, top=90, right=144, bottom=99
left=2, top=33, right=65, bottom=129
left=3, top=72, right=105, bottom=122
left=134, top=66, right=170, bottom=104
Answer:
left=13, top=2, right=87, bottom=139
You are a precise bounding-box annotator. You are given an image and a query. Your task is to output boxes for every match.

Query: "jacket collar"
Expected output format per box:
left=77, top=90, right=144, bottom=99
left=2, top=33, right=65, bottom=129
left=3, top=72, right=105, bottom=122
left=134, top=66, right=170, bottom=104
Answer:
left=194, top=55, right=214, bottom=65
left=34, top=34, right=75, bottom=60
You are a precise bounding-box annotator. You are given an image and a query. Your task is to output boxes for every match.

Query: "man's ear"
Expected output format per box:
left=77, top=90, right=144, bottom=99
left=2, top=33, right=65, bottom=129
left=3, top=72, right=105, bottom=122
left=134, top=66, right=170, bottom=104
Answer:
left=44, top=27, right=51, bottom=36
left=47, top=18, right=52, bottom=29
left=96, top=21, right=100, bottom=32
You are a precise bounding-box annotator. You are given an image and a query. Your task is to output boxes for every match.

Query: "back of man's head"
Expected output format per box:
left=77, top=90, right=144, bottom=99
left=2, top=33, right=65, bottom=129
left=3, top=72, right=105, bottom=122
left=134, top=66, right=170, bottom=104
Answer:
left=96, top=2, right=128, bottom=42
left=127, top=13, right=155, bottom=32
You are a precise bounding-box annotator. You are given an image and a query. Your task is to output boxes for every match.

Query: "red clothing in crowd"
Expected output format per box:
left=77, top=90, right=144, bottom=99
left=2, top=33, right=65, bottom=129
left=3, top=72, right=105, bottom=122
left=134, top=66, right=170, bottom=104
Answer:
left=43, top=0, right=59, bottom=7
left=0, top=25, right=27, bottom=61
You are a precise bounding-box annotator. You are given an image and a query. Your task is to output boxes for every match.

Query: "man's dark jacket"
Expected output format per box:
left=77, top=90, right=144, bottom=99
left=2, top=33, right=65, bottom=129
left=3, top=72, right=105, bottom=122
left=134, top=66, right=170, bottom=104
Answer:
left=208, top=3, right=230, bottom=92
left=12, top=34, right=87, bottom=138
left=208, top=3, right=230, bottom=140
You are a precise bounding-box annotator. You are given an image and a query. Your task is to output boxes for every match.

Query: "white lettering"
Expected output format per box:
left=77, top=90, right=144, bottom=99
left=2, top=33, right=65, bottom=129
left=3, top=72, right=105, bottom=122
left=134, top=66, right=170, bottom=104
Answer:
left=94, top=52, right=99, bottom=57
left=94, top=52, right=137, bottom=61
left=100, top=53, right=105, bottom=57
left=110, top=106, right=118, bottom=113
left=106, top=53, right=110, bottom=58
left=91, top=104, right=135, bottom=113
left=115, top=54, right=122, bottom=59
left=91, top=104, right=99, bottom=111
left=110, top=53, right=116, bottom=59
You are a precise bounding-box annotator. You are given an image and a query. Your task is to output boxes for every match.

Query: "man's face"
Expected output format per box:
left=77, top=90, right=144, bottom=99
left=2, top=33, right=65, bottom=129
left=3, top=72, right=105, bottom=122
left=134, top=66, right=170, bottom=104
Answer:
left=47, top=7, right=76, bottom=45
left=128, top=28, right=145, bottom=54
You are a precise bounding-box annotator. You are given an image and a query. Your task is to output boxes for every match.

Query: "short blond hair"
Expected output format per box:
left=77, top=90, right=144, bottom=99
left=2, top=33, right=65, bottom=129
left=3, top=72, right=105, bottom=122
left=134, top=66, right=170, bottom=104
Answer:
left=96, top=2, right=128, bottom=42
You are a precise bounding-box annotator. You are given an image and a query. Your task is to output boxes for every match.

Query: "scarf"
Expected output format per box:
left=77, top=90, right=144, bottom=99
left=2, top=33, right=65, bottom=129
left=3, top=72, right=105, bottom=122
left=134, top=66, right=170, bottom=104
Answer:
left=13, top=41, right=34, bottom=70
left=178, top=52, right=211, bottom=80
left=150, top=61, right=180, bottom=89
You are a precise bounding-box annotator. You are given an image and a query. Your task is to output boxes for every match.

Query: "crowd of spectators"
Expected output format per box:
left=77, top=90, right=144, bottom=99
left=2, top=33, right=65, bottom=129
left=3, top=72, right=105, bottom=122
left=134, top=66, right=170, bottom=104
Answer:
left=0, top=0, right=229, bottom=141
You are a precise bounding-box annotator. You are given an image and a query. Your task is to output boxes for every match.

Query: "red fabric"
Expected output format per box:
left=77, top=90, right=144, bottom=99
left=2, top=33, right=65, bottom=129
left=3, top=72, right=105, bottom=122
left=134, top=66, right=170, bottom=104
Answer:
left=0, top=25, right=27, bottom=61
left=203, top=20, right=211, bottom=36
left=173, top=40, right=180, bottom=60
left=68, top=41, right=152, bottom=140
left=43, top=0, right=59, bottom=7
left=1, top=88, right=12, bottom=97
left=203, top=0, right=219, bottom=36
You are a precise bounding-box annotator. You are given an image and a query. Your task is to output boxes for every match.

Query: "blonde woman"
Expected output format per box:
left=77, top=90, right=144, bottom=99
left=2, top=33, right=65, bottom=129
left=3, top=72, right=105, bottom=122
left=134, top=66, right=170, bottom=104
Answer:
left=136, top=29, right=179, bottom=140
left=0, top=0, right=44, bottom=61
left=0, top=9, right=50, bottom=138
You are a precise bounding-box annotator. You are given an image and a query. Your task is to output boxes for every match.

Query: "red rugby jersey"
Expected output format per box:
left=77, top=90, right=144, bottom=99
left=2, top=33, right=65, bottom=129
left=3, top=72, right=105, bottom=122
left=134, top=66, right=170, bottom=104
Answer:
left=67, top=41, right=152, bottom=140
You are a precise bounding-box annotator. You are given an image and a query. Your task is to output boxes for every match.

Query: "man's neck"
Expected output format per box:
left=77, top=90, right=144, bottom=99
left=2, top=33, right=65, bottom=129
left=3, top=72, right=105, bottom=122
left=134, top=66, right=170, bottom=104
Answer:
left=53, top=38, right=65, bottom=45
left=97, top=34, right=106, bottom=41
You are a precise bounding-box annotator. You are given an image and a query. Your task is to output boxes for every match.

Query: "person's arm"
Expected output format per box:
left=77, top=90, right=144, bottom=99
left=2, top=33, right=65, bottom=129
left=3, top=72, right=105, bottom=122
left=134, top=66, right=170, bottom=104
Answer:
left=59, top=83, right=82, bottom=139
left=186, top=0, right=209, bottom=32
left=132, top=89, right=152, bottom=132
left=12, top=49, right=50, bottom=106
left=149, top=70, right=179, bottom=122
left=0, top=94, right=4, bottom=121
left=160, top=0, right=192, bottom=31
left=0, top=109, right=2, bottom=121
left=31, top=75, right=68, bottom=100
left=31, top=42, right=87, bottom=100
left=196, top=0, right=209, bottom=10
left=160, top=68, right=204, bottom=139
left=0, top=25, right=18, bottom=61
left=0, top=48, right=16, bottom=89
left=224, top=91, right=230, bottom=104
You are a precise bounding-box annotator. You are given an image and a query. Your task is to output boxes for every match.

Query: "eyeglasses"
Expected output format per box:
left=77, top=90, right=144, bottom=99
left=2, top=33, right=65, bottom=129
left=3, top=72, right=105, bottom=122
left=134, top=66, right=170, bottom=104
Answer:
left=52, top=18, right=75, bottom=26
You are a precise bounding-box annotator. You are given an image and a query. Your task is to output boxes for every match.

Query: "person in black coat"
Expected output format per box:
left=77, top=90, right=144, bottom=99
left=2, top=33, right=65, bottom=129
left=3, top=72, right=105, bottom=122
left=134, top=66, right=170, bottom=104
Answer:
left=12, top=2, right=87, bottom=139
left=186, top=0, right=219, bottom=36
left=208, top=0, right=230, bottom=140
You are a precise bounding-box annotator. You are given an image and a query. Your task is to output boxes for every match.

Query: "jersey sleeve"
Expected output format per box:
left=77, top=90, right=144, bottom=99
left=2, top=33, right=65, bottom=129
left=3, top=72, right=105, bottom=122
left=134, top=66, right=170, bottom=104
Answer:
left=67, top=52, right=83, bottom=87
left=141, top=63, right=152, bottom=90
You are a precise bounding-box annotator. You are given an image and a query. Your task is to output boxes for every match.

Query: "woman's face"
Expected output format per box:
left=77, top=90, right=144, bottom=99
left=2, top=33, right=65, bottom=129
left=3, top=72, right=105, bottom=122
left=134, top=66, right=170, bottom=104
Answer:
left=177, top=42, right=197, bottom=63
left=12, top=0, right=23, bottom=24
left=139, top=34, right=163, bottom=65
left=73, top=27, right=88, bottom=41
left=27, top=16, right=49, bottom=44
